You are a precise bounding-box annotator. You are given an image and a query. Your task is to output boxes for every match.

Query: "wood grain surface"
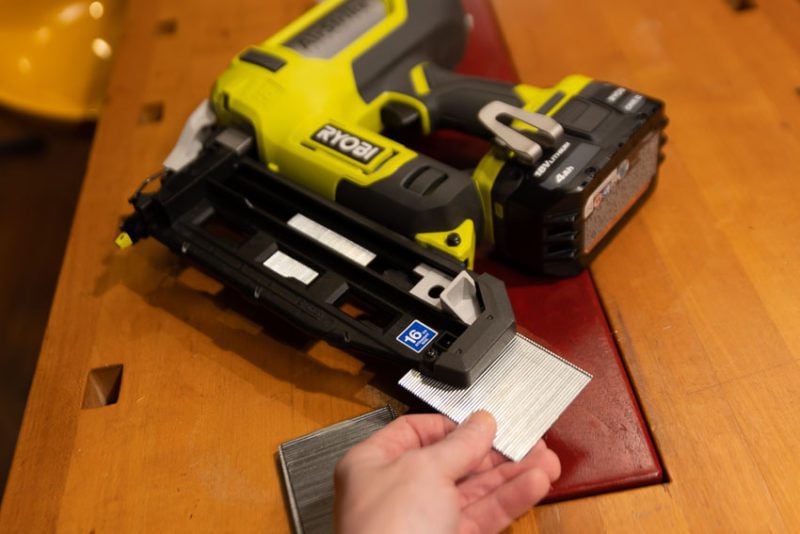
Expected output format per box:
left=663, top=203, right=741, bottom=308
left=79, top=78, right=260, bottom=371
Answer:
left=2, top=0, right=800, bottom=532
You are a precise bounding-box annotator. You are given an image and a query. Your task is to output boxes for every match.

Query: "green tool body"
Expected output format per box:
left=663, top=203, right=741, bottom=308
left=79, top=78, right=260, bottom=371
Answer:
left=208, top=0, right=666, bottom=274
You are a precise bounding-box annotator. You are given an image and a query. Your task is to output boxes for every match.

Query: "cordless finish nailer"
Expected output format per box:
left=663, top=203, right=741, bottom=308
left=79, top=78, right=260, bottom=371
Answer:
left=202, top=0, right=666, bottom=274
left=118, top=0, right=665, bottom=387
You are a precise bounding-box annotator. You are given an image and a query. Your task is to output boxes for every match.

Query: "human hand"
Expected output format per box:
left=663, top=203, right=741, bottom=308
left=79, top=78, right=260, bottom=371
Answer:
left=334, top=411, right=560, bottom=534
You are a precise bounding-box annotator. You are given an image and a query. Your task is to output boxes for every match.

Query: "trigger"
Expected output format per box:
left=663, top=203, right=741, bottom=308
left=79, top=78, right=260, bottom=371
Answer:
left=381, top=101, right=421, bottom=130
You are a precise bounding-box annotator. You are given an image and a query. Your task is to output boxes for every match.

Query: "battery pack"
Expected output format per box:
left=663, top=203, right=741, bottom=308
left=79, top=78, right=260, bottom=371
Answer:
left=489, top=82, right=667, bottom=276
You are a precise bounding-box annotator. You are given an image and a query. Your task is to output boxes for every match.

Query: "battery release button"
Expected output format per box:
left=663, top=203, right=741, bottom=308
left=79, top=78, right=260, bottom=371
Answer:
left=555, top=99, right=610, bottom=135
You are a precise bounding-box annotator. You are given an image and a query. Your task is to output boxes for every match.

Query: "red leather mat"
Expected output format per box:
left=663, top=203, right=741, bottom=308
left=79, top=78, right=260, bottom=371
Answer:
left=415, top=0, right=664, bottom=501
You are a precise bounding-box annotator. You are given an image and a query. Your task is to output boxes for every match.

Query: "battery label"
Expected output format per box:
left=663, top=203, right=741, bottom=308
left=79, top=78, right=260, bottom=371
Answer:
left=583, top=131, right=659, bottom=253
left=397, top=320, right=438, bottom=353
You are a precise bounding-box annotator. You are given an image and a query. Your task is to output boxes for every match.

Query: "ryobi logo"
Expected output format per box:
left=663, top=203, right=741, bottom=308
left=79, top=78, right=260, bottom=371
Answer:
left=313, top=125, right=383, bottom=164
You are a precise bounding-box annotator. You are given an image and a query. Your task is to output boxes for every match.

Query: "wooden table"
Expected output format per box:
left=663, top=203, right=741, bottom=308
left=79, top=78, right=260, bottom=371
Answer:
left=2, top=0, right=800, bottom=531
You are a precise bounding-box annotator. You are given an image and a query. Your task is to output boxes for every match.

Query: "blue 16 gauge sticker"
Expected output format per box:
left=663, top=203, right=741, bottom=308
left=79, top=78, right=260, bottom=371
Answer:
left=397, top=320, right=438, bottom=353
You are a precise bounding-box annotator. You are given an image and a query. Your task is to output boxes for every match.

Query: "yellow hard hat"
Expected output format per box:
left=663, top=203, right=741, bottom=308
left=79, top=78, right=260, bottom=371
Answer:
left=0, top=1, right=125, bottom=121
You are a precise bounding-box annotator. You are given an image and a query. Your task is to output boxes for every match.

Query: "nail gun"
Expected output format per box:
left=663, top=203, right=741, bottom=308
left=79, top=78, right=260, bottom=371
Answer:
left=117, top=0, right=666, bottom=381
left=116, top=0, right=665, bottom=417
left=137, top=0, right=665, bottom=276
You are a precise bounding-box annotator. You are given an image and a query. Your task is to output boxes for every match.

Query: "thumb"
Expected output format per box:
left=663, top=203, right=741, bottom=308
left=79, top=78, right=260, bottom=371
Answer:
left=425, top=411, right=497, bottom=480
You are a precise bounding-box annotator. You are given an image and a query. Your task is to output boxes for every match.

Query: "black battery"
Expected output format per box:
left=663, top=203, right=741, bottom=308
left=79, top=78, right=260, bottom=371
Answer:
left=490, top=82, right=667, bottom=276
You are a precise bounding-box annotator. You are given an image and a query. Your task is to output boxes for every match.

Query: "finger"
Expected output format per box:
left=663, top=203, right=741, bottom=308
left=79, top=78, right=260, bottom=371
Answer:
left=425, top=411, right=497, bottom=480
left=345, top=414, right=457, bottom=465
left=468, top=439, right=551, bottom=478
left=495, top=440, right=559, bottom=483
left=538, top=442, right=560, bottom=482
left=461, top=468, right=552, bottom=534
left=457, top=443, right=560, bottom=507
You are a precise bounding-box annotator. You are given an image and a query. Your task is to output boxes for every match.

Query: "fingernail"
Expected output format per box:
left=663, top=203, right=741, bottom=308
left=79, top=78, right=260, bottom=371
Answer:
left=466, top=410, right=495, bottom=430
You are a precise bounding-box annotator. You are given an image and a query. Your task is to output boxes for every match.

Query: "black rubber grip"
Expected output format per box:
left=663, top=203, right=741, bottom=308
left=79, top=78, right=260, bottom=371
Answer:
left=420, top=63, right=524, bottom=137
